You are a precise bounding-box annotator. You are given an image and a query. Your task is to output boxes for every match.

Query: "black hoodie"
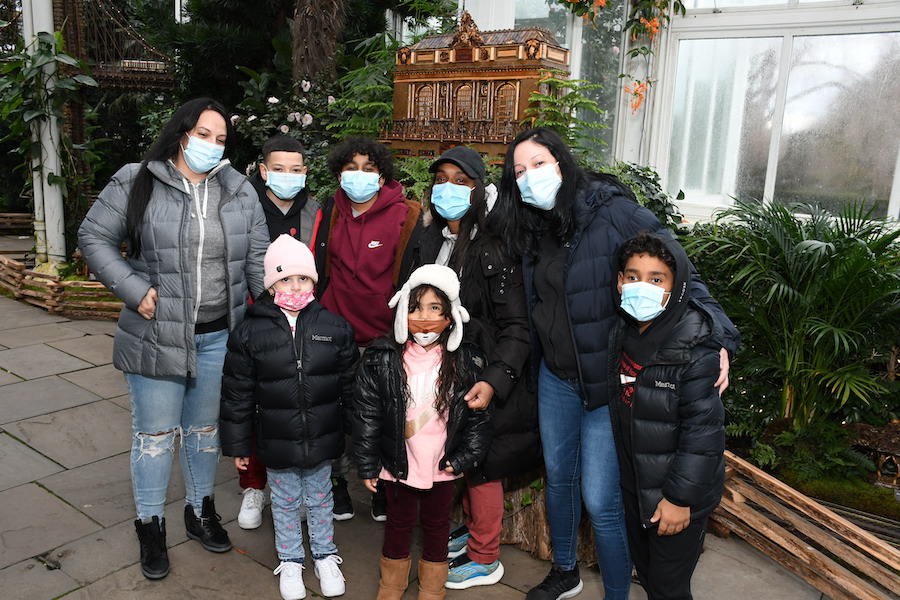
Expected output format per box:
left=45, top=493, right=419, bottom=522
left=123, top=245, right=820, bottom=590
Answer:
left=249, top=171, right=321, bottom=245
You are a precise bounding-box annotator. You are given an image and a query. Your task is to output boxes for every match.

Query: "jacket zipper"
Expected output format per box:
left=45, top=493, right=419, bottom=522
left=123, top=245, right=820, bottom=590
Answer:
left=289, top=314, right=311, bottom=460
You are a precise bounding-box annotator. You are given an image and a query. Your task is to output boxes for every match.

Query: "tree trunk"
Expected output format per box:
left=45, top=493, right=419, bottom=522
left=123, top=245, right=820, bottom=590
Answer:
left=292, top=0, right=345, bottom=83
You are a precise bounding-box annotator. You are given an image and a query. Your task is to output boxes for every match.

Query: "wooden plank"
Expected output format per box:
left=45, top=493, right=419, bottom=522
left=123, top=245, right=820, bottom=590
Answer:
left=729, top=478, right=899, bottom=585
left=717, top=496, right=895, bottom=600
left=725, top=451, right=900, bottom=569
left=712, top=508, right=855, bottom=600
left=56, top=300, right=123, bottom=310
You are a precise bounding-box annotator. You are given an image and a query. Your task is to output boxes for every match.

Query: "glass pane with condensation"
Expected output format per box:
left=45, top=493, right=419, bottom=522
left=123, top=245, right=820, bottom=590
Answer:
left=577, top=0, right=628, bottom=161
left=774, top=32, right=900, bottom=217
left=667, top=37, right=781, bottom=204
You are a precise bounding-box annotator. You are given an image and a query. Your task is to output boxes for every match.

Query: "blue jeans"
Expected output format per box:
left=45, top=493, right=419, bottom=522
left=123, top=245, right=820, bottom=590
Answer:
left=125, top=329, right=228, bottom=520
left=538, top=360, right=631, bottom=600
left=269, top=461, right=338, bottom=563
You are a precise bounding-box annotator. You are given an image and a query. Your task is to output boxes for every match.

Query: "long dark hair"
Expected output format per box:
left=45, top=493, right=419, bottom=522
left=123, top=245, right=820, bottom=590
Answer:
left=126, top=98, right=235, bottom=257
left=493, top=128, right=582, bottom=256
left=397, top=284, right=458, bottom=419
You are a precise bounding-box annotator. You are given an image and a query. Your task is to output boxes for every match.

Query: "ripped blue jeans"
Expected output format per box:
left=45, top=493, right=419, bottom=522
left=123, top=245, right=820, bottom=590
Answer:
left=125, top=329, right=228, bottom=521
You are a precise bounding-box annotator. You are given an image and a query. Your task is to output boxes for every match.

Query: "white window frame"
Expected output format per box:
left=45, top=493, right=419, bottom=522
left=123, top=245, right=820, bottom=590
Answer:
left=637, top=1, right=900, bottom=220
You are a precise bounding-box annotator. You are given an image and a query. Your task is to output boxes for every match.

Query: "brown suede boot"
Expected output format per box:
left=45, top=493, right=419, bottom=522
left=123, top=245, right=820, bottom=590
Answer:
left=416, top=558, right=448, bottom=600
left=377, top=555, right=412, bottom=600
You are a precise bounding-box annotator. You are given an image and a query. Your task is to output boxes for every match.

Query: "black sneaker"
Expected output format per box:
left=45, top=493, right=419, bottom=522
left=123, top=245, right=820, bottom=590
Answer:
left=371, top=483, right=387, bottom=522
left=184, top=496, right=232, bottom=553
left=134, top=516, right=169, bottom=580
left=526, top=564, right=583, bottom=600
left=332, top=476, right=355, bottom=521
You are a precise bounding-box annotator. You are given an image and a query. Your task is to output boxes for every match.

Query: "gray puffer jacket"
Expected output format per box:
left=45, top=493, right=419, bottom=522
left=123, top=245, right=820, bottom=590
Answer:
left=78, top=160, right=268, bottom=377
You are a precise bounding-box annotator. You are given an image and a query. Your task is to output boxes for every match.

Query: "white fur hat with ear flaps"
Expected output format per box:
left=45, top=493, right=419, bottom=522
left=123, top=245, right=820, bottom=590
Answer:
left=388, top=264, right=470, bottom=351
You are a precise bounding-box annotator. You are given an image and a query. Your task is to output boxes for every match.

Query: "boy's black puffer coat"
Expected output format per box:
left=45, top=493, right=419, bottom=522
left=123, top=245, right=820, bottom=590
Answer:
left=220, top=299, right=356, bottom=470
left=609, top=301, right=726, bottom=527
left=353, top=338, right=492, bottom=481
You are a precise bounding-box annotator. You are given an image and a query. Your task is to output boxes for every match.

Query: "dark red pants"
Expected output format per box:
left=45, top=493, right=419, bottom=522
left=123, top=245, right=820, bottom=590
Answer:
left=238, top=435, right=267, bottom=490
left=381, top=480, right=455, bottom=563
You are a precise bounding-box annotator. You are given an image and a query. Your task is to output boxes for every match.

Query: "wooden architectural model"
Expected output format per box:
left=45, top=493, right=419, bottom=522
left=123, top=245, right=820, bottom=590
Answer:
left=383, top=12, right=570, bottom=158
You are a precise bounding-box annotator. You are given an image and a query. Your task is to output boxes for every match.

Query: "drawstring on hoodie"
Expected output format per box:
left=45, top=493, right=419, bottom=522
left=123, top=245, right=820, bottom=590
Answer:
left=183, top=177, right=209, bottom=323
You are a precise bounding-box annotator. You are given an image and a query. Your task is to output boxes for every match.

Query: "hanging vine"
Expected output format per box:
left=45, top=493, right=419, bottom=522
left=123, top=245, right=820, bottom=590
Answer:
left=558, top=0, right=685, bottom=113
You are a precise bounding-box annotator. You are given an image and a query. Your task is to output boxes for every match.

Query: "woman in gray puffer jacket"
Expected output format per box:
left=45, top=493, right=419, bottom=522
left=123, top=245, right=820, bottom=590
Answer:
left=78, top=98, right=268, bottom=581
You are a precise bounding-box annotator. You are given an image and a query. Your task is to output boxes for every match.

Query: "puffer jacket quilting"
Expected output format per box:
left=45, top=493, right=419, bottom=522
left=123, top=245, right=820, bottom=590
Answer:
left=220, top=300, right=357, bottom=469
left=353, top=338, right=492, bottom=480
left=78, top=160, right=268, bottom=377
left=609, top=301, right=726, bottom=526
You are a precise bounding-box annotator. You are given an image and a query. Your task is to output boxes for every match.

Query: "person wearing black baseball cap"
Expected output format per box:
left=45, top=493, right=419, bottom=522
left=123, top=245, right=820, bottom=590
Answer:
left=420, top=146, right=541, bottom=590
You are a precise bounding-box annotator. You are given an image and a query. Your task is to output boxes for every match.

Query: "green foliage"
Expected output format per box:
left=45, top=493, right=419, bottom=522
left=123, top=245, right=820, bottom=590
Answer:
left=684, top=199, right=900, bottom=426
left=232, top=67, right=340, bottom=200
left=523, top=68, right=607, bottom=155
left=393, top=156, right=433, bottom=204
left=328, top=33, right=399, bottom=139
left=0, top=29, right=99, bottom=253
left=773, top=421, right=874, bottom=483
left=604, top=161, right=685, bottom=234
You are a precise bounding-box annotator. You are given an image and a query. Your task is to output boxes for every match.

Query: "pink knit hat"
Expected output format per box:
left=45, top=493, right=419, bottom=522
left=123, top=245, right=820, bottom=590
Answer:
left=264, top=234, right=318, bottom=289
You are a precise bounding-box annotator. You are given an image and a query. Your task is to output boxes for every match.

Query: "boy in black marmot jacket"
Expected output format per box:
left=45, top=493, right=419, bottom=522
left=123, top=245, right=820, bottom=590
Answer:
left=611, top=231, right=728, bottom=600
left=221, top=234, right=356, bottom=600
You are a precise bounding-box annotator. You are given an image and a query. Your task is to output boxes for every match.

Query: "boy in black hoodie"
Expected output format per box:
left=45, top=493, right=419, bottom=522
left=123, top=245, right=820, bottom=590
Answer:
left=250, top=134, right=322, bottom=245
left=611, top=231, right=728, bottom=600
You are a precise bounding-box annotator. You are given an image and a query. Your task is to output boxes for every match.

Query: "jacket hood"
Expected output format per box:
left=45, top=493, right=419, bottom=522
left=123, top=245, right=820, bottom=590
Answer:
left=615, top=234, right=693, bottom=365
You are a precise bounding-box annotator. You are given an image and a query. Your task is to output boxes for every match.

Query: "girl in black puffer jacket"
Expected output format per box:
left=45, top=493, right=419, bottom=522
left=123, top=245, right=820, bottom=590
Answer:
left=220, top=235, right=356, bottom=599
left=353, top=264, right=491, bottom=599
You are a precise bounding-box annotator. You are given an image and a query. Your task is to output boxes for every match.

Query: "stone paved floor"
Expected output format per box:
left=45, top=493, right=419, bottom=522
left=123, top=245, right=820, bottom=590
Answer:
left=0, top=236, right=825, bottom=599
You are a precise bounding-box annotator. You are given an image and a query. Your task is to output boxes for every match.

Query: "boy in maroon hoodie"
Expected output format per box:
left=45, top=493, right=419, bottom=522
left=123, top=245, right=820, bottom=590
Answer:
left=314, top=137, right=424, bottom=521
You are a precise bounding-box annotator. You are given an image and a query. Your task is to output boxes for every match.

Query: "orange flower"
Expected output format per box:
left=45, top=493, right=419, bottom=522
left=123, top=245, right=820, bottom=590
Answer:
left=595, top=0, right=607, bottom=8
left=624, top=80, right=649, bottom=115
left=639, top=17, right=661, bottom=42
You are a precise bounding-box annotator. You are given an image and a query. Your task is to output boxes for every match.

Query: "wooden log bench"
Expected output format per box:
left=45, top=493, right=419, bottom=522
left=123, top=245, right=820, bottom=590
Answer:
left=711, top=450, right=900, bottom=600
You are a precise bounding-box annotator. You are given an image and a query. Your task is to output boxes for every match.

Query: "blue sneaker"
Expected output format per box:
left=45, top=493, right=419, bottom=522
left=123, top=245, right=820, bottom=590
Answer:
left=447, top=525, right=470, bottom=559
left=445, top=554, right=504, bottom=589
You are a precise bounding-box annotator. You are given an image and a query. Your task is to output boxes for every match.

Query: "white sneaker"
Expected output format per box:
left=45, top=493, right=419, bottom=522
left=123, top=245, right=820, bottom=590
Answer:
left=238, top=488, right=266, bottom=529
left=314, top=554, right=346, bottom=597
left=274, top=561, right=306, bottom=600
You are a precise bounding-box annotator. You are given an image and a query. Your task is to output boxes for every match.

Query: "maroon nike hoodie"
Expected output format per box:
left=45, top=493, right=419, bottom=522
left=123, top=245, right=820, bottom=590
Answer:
left=320, top=179, right=410, bottom=346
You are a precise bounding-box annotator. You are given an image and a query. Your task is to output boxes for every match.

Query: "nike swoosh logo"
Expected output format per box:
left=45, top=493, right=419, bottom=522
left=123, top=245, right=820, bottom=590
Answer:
left=368, top=241, right=383, bottom=249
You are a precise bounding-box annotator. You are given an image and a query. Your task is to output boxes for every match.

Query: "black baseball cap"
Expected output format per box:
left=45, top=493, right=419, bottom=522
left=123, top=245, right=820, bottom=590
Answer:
left=429, top=146, right=485, bottom=181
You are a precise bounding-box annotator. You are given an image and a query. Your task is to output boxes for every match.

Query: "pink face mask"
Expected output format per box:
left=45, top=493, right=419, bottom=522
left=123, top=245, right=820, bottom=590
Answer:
left=274, top=290, right=314, bottom=312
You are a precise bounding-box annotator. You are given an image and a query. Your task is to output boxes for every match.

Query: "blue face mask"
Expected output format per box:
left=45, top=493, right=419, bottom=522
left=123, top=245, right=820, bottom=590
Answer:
left=516, top=162, right=562, bottom=211
left=431, top=182, right=472, bottom=221
left=340, top=170, right=381, bottom=204
left=181, top=135, right=224, bottom=174
left=620, top=281, right=670, bottom=322
left=265, top=171, right=307, bottom=200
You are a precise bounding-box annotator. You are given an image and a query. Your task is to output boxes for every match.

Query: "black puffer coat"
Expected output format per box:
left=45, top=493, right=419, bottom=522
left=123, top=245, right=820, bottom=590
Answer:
left=353, top=338, right=492, bottom=480
left=609, top=301, right=726, bottom=527
left=220, top=299, right=356, bottom=469
left=420, top=223, right=540, bottom=482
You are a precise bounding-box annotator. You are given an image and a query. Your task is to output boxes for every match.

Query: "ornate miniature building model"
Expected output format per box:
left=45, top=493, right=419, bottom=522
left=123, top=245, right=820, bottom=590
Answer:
left=384, top=12, right=569, bottom=158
